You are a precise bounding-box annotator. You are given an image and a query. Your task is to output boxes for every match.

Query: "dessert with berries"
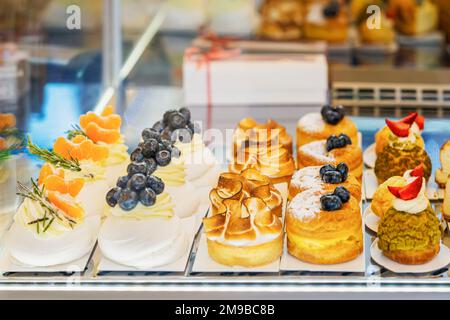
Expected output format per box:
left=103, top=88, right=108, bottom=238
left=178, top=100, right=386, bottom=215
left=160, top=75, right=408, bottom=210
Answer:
left=374, top=117, right=431, bottom=184
left=297, top=133, right=363, bottom=179
left=288, top=163, right=361, bottom=201
left=296, top=105, right=358, bottom=149
left=6, top=178, right=100, bottom=267
left=378, top=173, right=441, bottom=265
left=203, top=169, right=283, bottom=267
left=286, top=185, right=363, bottom=264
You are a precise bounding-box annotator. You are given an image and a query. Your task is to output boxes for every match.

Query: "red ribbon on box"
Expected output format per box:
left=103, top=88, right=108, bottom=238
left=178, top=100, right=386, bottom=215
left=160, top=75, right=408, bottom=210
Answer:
left=184, top=35, right=241, bottom=130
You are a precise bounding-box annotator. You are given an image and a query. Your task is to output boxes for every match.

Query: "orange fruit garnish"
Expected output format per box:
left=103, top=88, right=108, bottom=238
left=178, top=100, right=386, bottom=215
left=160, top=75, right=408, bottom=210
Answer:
left=84, top=122, right=120, bottom=144
left=79, top=111, right=121, bottom=131
left=0, top=138, right=6, bottom=150
left=53, top=136, right=109, bottom=162
left=0, top=113, right=16, bottom=131
left=79, top=108, right=121, bottom=144
left=38, top=163, right=65, bottom=185
left=43, top=175, right=84, bottom=197
left=101, top=105, right=115, bottom=116
left=47, top=191, right=84, bottom=219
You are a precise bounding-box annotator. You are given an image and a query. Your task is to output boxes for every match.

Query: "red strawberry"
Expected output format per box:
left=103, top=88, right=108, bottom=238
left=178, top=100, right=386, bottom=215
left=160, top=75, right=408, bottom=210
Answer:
left=409, top=164, right=424, bottom=178
left=415, top=115, right=425, bottom=130
left=388, top=176, right=423, bottom=200
left=399, top=112, right=418, bottom=125
left=385, top=118, right=410, bottom=137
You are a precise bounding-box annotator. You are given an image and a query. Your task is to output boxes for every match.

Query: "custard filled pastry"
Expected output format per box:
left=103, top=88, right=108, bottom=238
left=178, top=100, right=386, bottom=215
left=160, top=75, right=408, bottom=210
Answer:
left=297, top=134, right=363, bottom=179
left=288, top=163, right=361, bottom=201
left=203, top=169, right=283, bottom=267
left=435, top=140, right=450, bottom=188
left=374, top=118, right=431, bottom=184
left=388, top=0, right=438, bottom=36
left=297, top=105, right=358, bottom=148
left=378, top=173, right=441, bottom=265
left=259, top=0, right=304, bottom=40
left=375, top=112, right=425, bottom=155
left=286, top=186, right=363, bottom=264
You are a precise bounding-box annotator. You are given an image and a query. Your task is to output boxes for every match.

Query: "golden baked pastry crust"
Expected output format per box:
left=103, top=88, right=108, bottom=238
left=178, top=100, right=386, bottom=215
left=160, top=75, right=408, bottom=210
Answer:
left=383, top=244, right=440, bottom=265
left=206, top=234, right=283, bottom=267
left=296, top=115, right=358, bottom=148
left=371, top=176, right=407, bottom=218
left=286, top=195, right=363, bottom=264
left=375, top=125, right=425, bottom=155
left=259, top=0, right=304, bottom=41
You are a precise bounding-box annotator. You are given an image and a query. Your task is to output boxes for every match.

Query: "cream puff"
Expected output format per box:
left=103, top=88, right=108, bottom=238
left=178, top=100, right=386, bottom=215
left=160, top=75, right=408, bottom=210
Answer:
left=297, top=134, right=363, bottom=179
left=297, top=105, right=358, bottom=149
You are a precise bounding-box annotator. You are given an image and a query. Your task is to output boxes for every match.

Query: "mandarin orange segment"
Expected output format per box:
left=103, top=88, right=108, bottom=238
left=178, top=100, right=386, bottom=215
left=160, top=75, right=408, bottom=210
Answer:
left=79, top=111, right=121, bottom=131
left=67, top=178, right=84, bottom=197
left=0, top=113, right=16, bottom=130
left=0, top=137, right=6, bottom=150
left=85, top=122, right=120, bottom=144
left=47, top=191, right=84, bottom=219
left=90, top=142, right=109, bottom=161
left=71, top=135, right=87, bottom=144
left=53, top=136, right=109, bottom=162
left=101, top=105, right=115, bottom=116
left=38, top=163, right=65, bottom=185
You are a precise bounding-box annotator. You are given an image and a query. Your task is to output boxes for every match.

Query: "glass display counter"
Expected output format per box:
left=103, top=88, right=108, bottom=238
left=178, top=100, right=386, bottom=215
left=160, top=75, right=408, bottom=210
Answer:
left=0, top=1, right=450, bottom=299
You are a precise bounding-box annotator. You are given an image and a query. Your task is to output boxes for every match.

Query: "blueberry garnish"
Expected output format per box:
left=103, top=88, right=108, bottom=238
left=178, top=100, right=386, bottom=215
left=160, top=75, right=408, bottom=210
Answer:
left=319, top=164, right=336, bottom=179
left=152, top=120, right=164, bottom=133
left=179, top=107, right=191, bottom=123
left=130, top=148, right=145, bottom=162
left=163, top=109, right=178, bottom=126
left=323, top=0, right=340, bottom=18
left=321, top=105, right=345, bottom=125
left=116, top=175, right=130, bottom=188
left=320, top=194, right=342, bottom=211
left=139, top=188, right=157, bottom=206
left=117, top=189, right=139, bottom=211
left=322, top=170, right=343, bottom=184
left=127, top=161, right=147, bottom=176
left=339, top=133, right=352, bottom=145
left=146, top=176, right=164, bottom=194
left=168, top=112, right=187, bottom=130
left=142, top=138, right=159, bottom=158
left=336, top=163, right=349, bottom=181
left=106, top=187, right=121, bottom=207
left=142, top=128, right=161, bottom=141
left=128, top=173, right=147, bottom=192
left=144, top=158, right=157, bottom=175
left=160, top=127, right=173, bottom=141
left=333, top=186, right=350, bottom=203
left=155, top=150, right=171, bottom=166
left=326, top=133, right=351, bottom=152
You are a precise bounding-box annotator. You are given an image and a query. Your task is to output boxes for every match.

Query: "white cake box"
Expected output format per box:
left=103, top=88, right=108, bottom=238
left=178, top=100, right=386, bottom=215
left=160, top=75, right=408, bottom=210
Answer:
left=183, top=49, right=328, bottom=106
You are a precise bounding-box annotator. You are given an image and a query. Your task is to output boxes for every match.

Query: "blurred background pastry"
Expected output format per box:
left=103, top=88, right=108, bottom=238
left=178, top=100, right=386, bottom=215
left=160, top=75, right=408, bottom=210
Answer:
left=377, top=174, right=441, bottom=265
left=288, top=163, right=361, bottom=201
left=388, top=0, right=438, bottom=36
left=374, top=117, right=431, bottom=184
left=297, top=105, right=358, bottom=148
left=259, top=0, right=304, bottom=40
left=297, top=134, right=363, bottom=179
left=435, top=140, right=450, bottom=188
left=303, top=0, right=349, bottom=43
left=286, top=187, right=363, bottom=264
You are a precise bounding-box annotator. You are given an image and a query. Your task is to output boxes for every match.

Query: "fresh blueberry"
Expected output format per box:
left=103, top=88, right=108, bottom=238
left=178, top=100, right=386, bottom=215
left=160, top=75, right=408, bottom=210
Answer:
left=163, top=109, right=178, bottom=126
left=172, top=128, right=192, bottom=143
left=142, top=128, right=161, bottom=141
left=152, top=120, right=164, bottom=133
left=139, top=188, right=157, bottom=206
left=320, top=194, right=342, bottom=211
left=155, top=150, right=171, bottom=166
left=335, top=105, right=346, bottom=117
left=128, top=173, right=147, bottom=192
left=127, top=161, right=147, bottom=176
left=339, top=133, right=352, bottom=145
left=160, top=139, right=173, bottom=150
left=322, top=170, right=343, bottom=184
left=144, top=158, right=157, bottom=175
left=326, top=135, right=340, bottom=151
left=189, top=122, right=201, bottom=134
left=117, top=189, right=139, bottom=211
left=323, top=0, right=340, bottom=18
left=321, top=105, right=343, bottom=125
left=142, top=138, right=159, bottom=158
left=335, top=136, right=347, bottom=149
left=168, top=112, right=187, bottom=130
left=130, top=148, right=144, bottom=162
left=146, top=176, right=164, bottom=194
left=160, top=127, right=173, bottom=141
left=179, top=107, right=191, bottom=123
left=106, top=187, right=121, bottom=207
left=333, top=186, right=350, bottom=203
left=116, top=175, right=130, bottom=188
left=319, top=164, right=336, bottom=179
left=171, top=146, right=181, bottom=158
left=336, top=163, right=349, bottom=181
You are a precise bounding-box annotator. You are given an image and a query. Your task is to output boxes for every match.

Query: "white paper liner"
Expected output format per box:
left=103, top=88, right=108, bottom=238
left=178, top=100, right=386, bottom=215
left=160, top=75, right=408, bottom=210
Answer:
left=363, top=206, right=379, bottom=233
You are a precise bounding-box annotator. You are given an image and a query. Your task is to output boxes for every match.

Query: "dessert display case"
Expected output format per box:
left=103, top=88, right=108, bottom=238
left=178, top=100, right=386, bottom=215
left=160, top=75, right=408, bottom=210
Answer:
left=0, top=0, right=450, bottom=299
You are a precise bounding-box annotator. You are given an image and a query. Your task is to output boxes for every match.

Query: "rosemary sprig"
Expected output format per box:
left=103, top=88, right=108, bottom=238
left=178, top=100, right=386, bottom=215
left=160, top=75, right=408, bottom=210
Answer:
left=27, top=136, right=82, bottom=172
left=66, top=124, right=87, bottom=140
left=17, top=179, right=77, bottom=234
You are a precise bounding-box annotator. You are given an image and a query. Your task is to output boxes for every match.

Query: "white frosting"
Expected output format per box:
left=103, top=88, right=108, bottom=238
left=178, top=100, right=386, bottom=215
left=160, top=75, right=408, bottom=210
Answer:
left=165, top=183, right=201, bottom=218
left=76, top=179, right=110, bottom=217
left=7, top=214, right=100, bottom=267
left=392, top=172, right=429, bottom=214
left=306, top=2, right=326, bottom=25
left=290, top=166, right=323, bottom=191
left=389, top=127, right=417, bottom=147
left=297, top=113, right=325, bottom=133
left=299, top=140, right=335, bottom=162
left=288, top=189, right=323, bottom=221
left=98, top=215, right=187, bottom=269
left=105, top=161, right=128, bottom=187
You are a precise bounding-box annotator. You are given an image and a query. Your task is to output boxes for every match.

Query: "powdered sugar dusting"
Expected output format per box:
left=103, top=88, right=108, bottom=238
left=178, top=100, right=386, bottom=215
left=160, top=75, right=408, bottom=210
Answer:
left=291, top=166, right=323, bottom=190
left=288, top=189, right=322, bottom=221
left=300, top=140, right=334, bottom=162
left=297, top=113, right=325, bottom=133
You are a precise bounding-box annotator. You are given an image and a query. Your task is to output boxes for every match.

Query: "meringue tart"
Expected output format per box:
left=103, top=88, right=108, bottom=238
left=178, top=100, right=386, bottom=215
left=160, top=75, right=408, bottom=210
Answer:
left=286, top=189, right=363, bottom=265
left=203, top=169, right=283, bottom=267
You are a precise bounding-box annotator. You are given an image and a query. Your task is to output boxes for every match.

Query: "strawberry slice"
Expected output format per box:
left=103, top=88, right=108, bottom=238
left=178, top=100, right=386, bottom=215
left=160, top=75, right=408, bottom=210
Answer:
left=388, top=176, right=423, bottom=200
left=415, top=114, right=425, bottom=130
left=399, top=112, right=418, bottom=125
left=385, top=118, right=410, bottom=137
left=409, top=164, right=424, bottom=178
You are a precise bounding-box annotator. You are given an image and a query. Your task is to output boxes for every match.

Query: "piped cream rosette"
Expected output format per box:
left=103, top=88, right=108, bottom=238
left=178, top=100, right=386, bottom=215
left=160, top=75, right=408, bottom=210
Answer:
left=98, top=192, right=188, bottom=269
left=203, top=169, right=283, bottom=267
